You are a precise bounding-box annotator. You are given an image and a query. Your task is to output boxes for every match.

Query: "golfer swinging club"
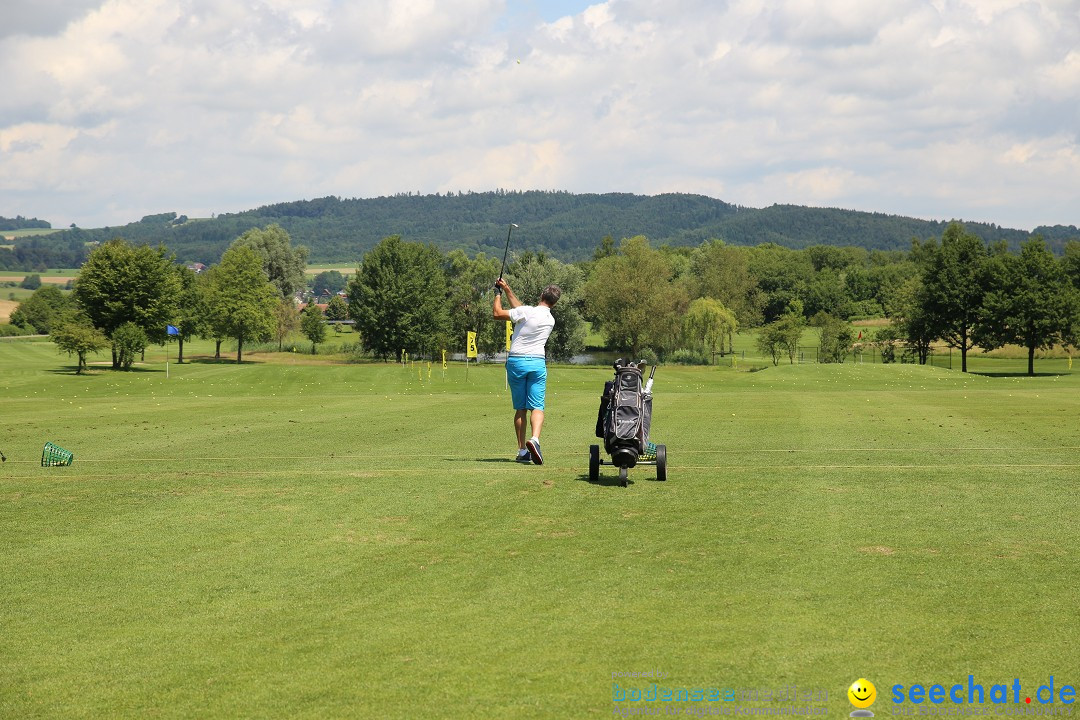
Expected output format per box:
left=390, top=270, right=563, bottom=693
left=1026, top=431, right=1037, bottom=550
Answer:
left=493, top=278, right=561, bottom=465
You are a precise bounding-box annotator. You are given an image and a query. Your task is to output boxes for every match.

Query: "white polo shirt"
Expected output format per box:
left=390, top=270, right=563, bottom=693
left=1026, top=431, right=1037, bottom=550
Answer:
left=508, top=305, right=555, bottom=357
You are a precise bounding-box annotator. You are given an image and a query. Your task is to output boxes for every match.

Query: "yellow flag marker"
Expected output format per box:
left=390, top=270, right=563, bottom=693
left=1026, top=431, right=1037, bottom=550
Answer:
left=467, top=331, right=477, bottom=358
left=506, top=320, right=513, bottom=351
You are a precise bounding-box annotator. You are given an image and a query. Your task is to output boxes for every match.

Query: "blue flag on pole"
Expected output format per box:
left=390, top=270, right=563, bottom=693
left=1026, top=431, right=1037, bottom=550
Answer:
left=167, top=325, right=179, bottom=335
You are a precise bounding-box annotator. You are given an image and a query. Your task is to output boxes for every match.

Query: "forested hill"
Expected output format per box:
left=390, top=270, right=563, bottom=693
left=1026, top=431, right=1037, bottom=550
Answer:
left=0, top=215, right=52, bottom=231
left=5, top=191, right=1078, bottom=269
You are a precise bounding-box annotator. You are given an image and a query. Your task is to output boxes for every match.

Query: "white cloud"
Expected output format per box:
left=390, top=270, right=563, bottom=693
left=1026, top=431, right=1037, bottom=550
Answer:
left=0, top=0, right=1077, bottom=231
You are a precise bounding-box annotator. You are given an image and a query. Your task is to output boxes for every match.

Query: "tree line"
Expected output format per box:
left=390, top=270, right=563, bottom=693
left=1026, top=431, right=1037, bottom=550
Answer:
left=8, top=221, right=1080, bottom=376
left=11, top=192, right=1078, bottom=271
left=12, top=224, right=589, bottom=370
left=0, top=215, right=52, bottom=231
left=751, top=225, right=1080, bottom=375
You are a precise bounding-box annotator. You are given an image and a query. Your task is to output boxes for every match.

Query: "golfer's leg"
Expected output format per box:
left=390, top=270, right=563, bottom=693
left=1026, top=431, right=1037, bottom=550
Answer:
left=507, top=358, right=529, bottom=450
left=515, top=410, right=528, bottom=449
left=526, top=363, right=547, bottom=439
left=530, top=409, right=544, bottom=439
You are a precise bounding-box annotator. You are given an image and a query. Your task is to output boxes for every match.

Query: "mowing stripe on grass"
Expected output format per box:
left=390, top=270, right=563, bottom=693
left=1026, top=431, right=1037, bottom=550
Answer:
left=5, top=446, right=1080, bottom=464
left=8, top=462, right=1080, bottom=478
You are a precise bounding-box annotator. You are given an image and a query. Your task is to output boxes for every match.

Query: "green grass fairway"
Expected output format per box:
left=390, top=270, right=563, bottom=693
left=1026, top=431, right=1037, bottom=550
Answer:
left=2, top=341, right=1078, bottom=718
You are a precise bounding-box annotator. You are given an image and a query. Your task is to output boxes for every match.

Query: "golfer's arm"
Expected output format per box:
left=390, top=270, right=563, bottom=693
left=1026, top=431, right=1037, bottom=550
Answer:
left=493, top=294, right=511, bottom=321
left=505, top=288, right=523, bottom=308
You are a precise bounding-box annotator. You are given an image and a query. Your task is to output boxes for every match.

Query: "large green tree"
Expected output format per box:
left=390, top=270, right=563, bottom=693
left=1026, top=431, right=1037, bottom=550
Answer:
left=230, top=224, right=309, bottom=299
left=346, top=236, right=449, bottom=361
left=9, top=285, right=71, bottom=334
left=804, top=267, right=847, bottom=318
left=171, top=266, right=207, bottom=363
left=682, top=297, right=737, bottom=362
left=300, top=304, right=328, bottom=354
left=775, top=304, right=805, bottom=364
left=111, top=322, right=148, bottom=370
left=689, top=241, right=762, bottom=326
left=918, top=223, right=989, bottom=372
left=325, top=295, right=348, bottom=321
left=891, top=275, right=935, bottom=364
left=72, top=238, right=180, bottom=369
left=310, top=270, right=348, bottom=296
left=977, top=237, right=1080, bottom=376
left=444, top=250, right=502, bottom=357
left=505, top=253, right=586, bottom=362
left=745, top=244, right=814, bottom=324
left=51, top=314, right=108, bottom=374
left=584, top=236, right=688, bottom=357
left=818, top=314, right=855, bottom=363
left=1063, top=240, right=1080, bottom=290
left=756, top=322, right=785, bottom=365
left=273, top=298, right=300, bottom=352
left=204, top=245, right=279, bottom=363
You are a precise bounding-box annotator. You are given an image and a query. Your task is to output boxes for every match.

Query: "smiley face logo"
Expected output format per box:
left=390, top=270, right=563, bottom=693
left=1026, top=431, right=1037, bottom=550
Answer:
left=848, top=678, right=877, bottom=709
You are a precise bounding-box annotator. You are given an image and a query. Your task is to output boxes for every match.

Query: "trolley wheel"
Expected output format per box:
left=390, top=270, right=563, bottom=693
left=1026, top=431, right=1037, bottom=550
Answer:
left=589, top=444, right=600, bottom=483
left=656, top=444, right=667, bottom=481
left=619, top=466, right=628, bottom=487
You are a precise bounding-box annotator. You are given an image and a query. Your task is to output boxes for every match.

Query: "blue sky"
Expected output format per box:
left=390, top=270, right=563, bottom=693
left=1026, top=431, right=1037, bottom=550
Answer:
left=1, top=0, right=1077, bottom=231
left=506, top=0, right=596, bottom=23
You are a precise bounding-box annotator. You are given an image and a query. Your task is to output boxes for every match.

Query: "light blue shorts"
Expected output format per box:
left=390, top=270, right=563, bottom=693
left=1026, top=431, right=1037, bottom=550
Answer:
left=506, top=355, right=547, bottom=411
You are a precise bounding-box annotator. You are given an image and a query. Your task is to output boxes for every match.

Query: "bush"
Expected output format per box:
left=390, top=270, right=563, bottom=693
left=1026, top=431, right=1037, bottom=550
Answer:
left=637, top=347, right=659, bottom=366
left=872, top=326, right=902, bottom=364
left=0, top=323, right=36, bottom=337
left=818, top=315, right=855, bottom=363
left=669, top=348, right=710, bottom=365
left=112, top=322, right=148, bottom=369
left=345, top=342, right=370, bottom=363
left=843, top=299, right=885, bottom=321
left=19, top=274, right=41, bottom=290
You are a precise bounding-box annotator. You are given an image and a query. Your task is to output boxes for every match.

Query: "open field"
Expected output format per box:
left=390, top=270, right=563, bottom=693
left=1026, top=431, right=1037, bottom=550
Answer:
left=1, top=228, right=64, bottom=240
left=0, top=299, right=17, bottom=322
left=2, top=339, right=1078, bottom=718
left=305, top=264, right=357, bottom=275
left=0, top=274, right=76, bottom=285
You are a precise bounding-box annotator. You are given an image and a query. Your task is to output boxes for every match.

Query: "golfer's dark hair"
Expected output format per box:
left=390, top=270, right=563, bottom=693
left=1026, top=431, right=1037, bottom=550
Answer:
left=541, top=285, right=561, bottom=306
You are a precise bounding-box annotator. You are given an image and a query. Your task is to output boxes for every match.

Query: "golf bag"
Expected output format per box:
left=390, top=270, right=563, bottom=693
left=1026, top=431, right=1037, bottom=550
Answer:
left=595, top=360, right=653, bottom=468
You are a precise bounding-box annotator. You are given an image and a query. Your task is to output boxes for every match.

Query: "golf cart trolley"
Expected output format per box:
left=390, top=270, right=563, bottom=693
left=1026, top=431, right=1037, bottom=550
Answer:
left=590, top=359, right=667, bottom=487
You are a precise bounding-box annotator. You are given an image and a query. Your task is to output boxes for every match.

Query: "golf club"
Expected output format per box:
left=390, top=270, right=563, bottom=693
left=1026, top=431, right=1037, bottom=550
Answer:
left=495, top=223, right=519, bottom=290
